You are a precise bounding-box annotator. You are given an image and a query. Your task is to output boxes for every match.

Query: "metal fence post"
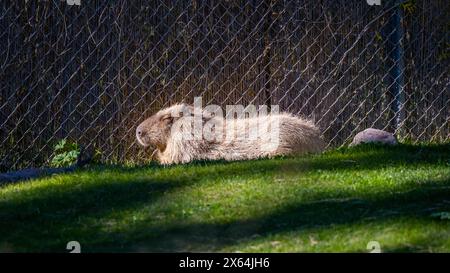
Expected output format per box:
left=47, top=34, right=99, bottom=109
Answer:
left=384, top=0, right=406, bottom=136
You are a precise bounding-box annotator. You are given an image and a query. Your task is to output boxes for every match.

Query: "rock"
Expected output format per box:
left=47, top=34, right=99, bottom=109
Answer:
left=0, top=166, right=76, bottom=185
left=0, top=146, right=92, bottom=185
left=350, top=128, right=398, bottom=146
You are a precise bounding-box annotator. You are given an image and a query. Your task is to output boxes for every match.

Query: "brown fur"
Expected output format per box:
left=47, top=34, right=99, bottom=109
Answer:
left=136, top=104, right=325, bottom=164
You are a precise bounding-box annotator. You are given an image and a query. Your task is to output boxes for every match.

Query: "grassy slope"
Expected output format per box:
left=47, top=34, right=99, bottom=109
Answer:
left=0, top=144, right=449, bottom=253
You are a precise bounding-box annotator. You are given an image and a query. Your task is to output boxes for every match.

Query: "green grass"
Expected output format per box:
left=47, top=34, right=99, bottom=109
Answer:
left=1, top=144, right=449, bottom=253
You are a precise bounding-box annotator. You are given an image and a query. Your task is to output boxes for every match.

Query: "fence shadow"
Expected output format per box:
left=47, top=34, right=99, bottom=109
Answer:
left=0, top=143, right=449, bottom=252
left=134, top=143, right=450, bottom=175
left=109, top=177, right=450, bottom=252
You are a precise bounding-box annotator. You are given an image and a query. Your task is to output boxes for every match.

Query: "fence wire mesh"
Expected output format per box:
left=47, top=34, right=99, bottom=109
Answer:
left=0, top=0, right=449, bottom=171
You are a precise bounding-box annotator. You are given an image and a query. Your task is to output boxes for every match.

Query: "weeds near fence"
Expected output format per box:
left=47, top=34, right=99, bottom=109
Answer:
left=0, top=0, right=448, bottom=171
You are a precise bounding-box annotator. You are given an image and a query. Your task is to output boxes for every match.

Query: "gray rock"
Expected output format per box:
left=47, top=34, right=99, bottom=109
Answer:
left=0, top=167, right=74, bottom=184
left=0, top=146, right=93, bottom=185
left=350, top=128, right=398, bottom=146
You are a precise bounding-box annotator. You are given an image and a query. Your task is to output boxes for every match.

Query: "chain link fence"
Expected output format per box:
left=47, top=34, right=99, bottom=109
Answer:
left=0, top=0, right=449, bottom=171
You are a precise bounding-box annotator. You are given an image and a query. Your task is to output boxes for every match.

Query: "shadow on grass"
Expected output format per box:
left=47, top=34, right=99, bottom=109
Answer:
left=91, top=177, right=449, bottom=252
left=147, top=143, right=450, bottom=172
left=0, top=159, right=279, bottom=251
left=0, top=144, right=449, bottom=252
left=2, top=143, right=449, bottom=187
left=0, top=175, right=197, bottom=221
left=0, top=175, right=199, bottom=252
left=279, top=143, right=450, bottom=173
left=89, top=143, right=450, bottom=180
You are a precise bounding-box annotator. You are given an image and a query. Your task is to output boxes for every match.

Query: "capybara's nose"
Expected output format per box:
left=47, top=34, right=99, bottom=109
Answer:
left=136, top=127, right=148, bottom=147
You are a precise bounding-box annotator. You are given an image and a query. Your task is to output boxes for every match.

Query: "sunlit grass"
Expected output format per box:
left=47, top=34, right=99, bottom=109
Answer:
left=1, top=144, right=449, bottom=252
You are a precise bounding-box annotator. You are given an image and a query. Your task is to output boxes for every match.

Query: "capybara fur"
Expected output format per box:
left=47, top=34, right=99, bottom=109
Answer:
left=136, top=104, right=325, bottom=164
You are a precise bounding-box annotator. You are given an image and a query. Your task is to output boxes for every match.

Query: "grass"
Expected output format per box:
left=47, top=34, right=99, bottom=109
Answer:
left=1, top=143, right=449, bottom=253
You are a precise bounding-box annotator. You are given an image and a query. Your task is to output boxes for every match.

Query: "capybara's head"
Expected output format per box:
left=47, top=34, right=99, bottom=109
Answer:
left=136, top=104, right=192, bottom=150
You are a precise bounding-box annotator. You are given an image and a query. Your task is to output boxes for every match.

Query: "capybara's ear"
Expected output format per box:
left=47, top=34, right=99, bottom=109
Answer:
left=160, top=113, right=174, bottom=125
left=181, top=103, right=194, bottom=114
